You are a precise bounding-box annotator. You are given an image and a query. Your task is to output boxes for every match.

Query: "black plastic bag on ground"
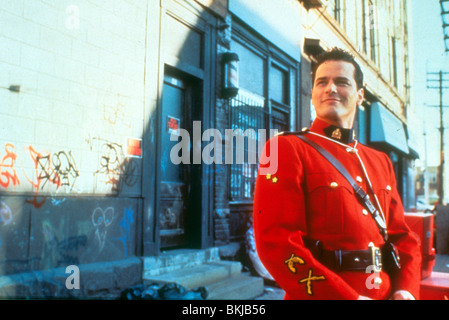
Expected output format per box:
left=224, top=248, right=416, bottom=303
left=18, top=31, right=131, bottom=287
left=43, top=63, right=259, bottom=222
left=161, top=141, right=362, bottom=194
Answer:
left=121, top=282, right=208, bottom=300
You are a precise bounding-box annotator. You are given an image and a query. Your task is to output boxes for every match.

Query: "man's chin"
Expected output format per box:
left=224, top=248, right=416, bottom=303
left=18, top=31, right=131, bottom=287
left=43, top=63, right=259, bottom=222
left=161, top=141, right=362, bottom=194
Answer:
left=315, top=112, right=353, bottom=127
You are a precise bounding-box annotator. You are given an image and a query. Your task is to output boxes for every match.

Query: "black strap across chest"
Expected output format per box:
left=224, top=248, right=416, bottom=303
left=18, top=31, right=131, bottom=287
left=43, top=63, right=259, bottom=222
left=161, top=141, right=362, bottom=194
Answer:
left=295, top=134, right=388, bottom=241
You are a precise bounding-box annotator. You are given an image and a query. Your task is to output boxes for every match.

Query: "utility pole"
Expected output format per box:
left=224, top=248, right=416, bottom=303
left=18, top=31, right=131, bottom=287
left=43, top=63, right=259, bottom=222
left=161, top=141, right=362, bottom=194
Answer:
left=427, top=71, right=449, bottom=204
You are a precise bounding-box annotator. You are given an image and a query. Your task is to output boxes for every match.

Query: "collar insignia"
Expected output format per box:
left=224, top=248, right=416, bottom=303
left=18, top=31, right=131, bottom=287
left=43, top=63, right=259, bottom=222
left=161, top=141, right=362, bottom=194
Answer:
left=331, top=128, right=342, bottom=140
left=323, top=125, right=355, bottom=144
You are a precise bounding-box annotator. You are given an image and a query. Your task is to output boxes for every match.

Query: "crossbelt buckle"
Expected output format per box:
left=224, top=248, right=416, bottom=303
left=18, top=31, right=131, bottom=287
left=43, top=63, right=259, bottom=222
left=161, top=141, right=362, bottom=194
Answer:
left=368, top=242, right=382, bottom=273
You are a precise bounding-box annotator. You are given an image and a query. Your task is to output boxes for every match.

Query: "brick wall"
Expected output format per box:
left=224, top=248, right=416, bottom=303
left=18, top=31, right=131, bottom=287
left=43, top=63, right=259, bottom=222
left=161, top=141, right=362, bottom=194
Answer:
left=0, top=0, right=148, bottom=280
left=0, top=0, right=146, bottom=197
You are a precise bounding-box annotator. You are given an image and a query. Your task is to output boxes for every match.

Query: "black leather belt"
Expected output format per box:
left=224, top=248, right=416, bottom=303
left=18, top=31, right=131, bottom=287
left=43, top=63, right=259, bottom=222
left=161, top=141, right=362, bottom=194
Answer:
left=304, top=239, right=382, bottom=272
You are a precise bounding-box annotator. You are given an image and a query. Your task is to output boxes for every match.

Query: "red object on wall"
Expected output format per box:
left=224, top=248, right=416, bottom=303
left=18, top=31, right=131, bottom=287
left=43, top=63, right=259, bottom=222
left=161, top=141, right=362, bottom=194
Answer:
left=404, top=212, right=435, bottom=279
left=420, top=272, right=449, bottom=300
left=126, top=138, right=142, bottom=157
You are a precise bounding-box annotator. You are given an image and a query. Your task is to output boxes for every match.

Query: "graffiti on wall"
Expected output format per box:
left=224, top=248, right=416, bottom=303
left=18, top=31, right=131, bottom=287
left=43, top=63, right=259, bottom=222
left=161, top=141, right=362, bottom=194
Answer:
left=41, top=219, right=89, bottom=269
left=86, top=137, right=139, bottom=194
left=0, top=143, right=20, bottom=189
left=0, top=202, right=136, bottom=271
left=0, top=201, right=13, bottom=226
left=103, top=94, right=132, bottom=129
left=92, top=206, right=115, bottom=252
left=0, top=138, right=140, bottom=200
left=0, top=134, right=139, bottom=271
left=114, top=206, right=134, bottom=257
left=25, top=146, right=80, bottom=208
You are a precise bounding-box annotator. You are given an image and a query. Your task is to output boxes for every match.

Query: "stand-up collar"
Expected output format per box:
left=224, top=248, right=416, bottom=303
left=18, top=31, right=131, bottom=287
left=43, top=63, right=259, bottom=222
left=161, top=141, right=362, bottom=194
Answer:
left=310, top=118, right=355, bottom=144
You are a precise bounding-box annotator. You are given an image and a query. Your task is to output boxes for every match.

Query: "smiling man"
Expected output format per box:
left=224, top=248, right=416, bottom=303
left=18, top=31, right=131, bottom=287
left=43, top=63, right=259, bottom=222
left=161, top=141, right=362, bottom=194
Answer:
left=253, top=48, right=422, bottom=300
left=311, top=51, right=364, bottom=129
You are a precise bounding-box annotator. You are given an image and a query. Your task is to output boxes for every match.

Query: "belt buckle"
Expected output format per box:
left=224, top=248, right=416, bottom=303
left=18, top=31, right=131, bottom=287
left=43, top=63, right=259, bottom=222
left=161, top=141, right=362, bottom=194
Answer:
left=368, top=242, right=382, bottom=272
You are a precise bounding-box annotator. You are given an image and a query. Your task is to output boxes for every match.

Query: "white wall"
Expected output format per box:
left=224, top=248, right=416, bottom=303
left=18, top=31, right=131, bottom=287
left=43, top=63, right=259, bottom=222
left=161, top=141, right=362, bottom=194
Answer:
left=0, top=0, right=148, bottom=196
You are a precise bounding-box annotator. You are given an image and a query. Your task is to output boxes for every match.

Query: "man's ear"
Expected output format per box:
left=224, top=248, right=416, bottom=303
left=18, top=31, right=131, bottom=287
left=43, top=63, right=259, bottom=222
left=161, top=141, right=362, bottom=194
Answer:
left=357, top=87, right=365, bottom=106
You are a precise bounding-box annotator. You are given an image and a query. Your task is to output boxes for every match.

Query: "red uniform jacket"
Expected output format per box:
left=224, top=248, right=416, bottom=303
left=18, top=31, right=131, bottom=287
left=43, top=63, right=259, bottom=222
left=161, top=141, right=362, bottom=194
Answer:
left=253, top=118, right=422, bottom=300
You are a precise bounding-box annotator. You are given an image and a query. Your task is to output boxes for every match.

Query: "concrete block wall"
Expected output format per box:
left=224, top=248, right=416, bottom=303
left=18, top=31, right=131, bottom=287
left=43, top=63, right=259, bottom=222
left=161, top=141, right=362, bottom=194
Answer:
left=1, top=0, right=147, bottom=196
left=0, top=0, right=149, bottom=282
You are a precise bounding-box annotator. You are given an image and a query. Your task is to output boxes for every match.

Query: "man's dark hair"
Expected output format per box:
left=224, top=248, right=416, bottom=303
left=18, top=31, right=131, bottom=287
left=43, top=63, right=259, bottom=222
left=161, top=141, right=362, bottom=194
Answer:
left=311, top=47, right=364, bottom=90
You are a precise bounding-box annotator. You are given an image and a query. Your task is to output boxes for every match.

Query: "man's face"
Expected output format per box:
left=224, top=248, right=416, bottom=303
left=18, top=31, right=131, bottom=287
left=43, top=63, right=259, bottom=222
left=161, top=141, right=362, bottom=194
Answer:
left=311, top=60, right=364, bottom=128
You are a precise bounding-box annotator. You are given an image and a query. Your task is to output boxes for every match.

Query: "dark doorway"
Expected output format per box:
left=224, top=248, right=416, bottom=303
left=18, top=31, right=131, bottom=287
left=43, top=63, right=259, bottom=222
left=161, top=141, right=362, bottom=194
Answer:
left=159, top=71, right=202, bottom=249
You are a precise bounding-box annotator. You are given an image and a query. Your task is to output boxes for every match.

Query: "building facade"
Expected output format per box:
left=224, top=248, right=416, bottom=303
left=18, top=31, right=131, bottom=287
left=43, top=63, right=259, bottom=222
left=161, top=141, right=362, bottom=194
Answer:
left=0, top=0, right=418, bottom=297
left=299, top=0, right=418, bottom=210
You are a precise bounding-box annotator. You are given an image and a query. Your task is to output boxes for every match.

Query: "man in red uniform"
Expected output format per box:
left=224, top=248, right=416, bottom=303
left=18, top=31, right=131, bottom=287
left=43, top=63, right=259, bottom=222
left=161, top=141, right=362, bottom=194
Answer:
left=253, top=48, right=421, bottom=300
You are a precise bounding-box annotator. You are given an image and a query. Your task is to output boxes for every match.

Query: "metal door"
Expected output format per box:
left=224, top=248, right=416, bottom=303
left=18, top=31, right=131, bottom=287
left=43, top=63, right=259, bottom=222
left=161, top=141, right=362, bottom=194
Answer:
left=159, top=74, right=190, bottom=248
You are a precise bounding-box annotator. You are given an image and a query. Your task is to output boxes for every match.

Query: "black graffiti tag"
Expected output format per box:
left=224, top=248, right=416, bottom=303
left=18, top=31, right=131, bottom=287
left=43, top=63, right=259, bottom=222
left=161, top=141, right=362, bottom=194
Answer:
left=26, top=146, right=79, bottom=208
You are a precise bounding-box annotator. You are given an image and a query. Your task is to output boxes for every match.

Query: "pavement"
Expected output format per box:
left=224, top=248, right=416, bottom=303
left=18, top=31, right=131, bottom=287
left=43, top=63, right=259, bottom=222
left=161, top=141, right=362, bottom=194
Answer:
left=254, top=285, right=285, bottom=300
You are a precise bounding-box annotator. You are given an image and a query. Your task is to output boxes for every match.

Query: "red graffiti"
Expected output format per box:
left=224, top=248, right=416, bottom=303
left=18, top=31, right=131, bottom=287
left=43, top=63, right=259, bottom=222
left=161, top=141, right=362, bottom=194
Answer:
left=0, top=143, right=20, bottom=189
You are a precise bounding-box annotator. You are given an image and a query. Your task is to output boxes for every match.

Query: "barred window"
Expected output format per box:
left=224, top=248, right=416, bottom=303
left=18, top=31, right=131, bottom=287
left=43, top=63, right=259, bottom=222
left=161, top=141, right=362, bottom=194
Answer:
left=228, top=31, right=297, bottom=201
left=229, top=89, right=267, bottom=200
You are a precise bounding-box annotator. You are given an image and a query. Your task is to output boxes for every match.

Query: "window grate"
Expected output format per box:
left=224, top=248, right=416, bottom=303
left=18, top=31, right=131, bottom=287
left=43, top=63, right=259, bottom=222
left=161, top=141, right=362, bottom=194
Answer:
left=228, top=91, right=268, bottom=201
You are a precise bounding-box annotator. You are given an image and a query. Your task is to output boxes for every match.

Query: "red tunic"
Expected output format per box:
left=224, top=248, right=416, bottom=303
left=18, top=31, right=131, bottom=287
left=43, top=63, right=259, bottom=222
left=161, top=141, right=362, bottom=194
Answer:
left=253, top=118, right=422, bottom=300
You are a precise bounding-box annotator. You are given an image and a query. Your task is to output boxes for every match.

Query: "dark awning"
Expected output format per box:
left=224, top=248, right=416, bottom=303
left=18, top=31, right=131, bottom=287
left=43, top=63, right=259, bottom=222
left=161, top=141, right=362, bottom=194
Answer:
left=406, top=126, right=420, bottom=159
left=370, top=102, right=409, bottom=155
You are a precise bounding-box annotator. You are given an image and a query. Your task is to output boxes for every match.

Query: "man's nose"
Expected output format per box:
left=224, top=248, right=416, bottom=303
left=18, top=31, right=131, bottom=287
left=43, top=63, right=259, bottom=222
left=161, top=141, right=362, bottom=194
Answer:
left=325, top=82, right=337, bottom=93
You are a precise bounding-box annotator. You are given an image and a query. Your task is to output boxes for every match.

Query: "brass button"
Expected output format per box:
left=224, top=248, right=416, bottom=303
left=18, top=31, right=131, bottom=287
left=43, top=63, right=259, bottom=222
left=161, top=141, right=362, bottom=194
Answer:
left=386, top=185, right=392, bottom=191
left=362, top=209, right=368, bottom=216
left=356, top=176, right=363, bottom=183
left=346, top=147, right=356, bottom=154
left=330, top=182, right=338, bottom=188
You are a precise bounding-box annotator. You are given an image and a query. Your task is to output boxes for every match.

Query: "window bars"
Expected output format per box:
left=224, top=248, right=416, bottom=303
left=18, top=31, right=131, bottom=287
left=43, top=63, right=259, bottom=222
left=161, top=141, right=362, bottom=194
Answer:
left=229, top=91, right=268, bottom=201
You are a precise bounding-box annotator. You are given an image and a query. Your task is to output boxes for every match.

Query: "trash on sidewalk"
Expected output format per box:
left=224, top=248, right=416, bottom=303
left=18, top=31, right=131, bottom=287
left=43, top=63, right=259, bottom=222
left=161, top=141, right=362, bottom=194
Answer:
left=120, top=282, right=208, bottom=300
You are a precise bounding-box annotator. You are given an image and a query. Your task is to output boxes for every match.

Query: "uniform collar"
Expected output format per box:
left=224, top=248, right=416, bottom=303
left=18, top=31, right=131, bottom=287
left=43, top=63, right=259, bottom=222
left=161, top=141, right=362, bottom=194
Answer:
left=310, top=118, right=355, bottom=144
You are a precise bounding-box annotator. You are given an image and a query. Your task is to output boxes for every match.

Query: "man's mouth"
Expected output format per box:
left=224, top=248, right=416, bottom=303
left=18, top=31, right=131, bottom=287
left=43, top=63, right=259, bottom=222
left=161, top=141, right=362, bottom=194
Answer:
left=322, top=97, right=340, bottom=103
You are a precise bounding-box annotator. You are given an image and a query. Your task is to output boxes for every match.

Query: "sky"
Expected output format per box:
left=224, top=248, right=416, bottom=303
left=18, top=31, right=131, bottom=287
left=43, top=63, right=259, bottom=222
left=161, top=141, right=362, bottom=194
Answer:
left=409, top=0, right=449, bottom=168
